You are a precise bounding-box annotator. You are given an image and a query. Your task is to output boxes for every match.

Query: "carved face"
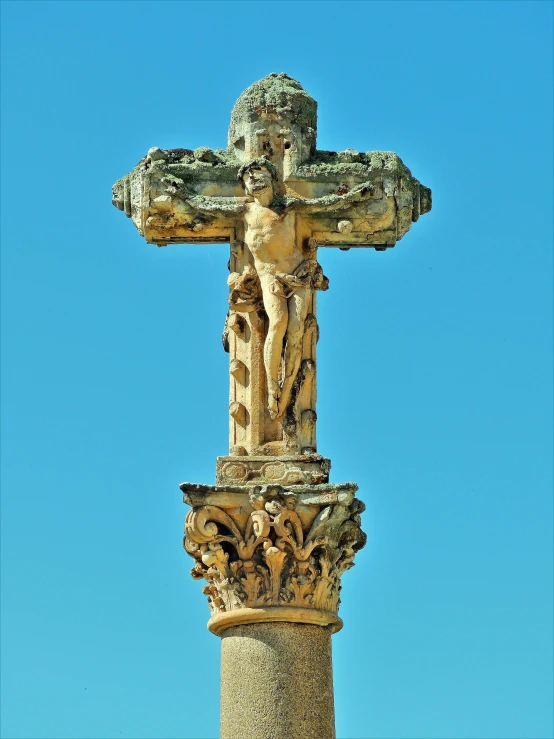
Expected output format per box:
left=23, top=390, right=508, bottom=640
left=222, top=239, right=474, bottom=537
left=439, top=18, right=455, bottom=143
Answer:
left=242, top=165, right=274, bottom=197
left=264, top=499, right=282, bottom=516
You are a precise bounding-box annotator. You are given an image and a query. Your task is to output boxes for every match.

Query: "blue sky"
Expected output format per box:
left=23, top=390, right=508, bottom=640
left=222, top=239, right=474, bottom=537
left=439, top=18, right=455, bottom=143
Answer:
left=1, top=2, right=552, bottom=738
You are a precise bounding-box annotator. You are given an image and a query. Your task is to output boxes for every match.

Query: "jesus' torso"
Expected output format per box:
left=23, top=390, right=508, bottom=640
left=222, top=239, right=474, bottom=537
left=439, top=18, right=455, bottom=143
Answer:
left=243, top=201, right=305, bottom=277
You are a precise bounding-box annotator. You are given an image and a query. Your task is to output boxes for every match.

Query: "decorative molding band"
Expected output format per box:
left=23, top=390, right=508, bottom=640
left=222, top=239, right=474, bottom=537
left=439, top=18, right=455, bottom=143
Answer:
left=216, top=455, right=331, bottom=486
left=208, top=606, right=343, bottom=636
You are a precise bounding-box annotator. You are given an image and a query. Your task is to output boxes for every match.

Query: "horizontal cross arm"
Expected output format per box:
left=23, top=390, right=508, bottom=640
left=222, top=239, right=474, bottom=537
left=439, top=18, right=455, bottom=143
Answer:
left=112, top=147, right=249, bottom=244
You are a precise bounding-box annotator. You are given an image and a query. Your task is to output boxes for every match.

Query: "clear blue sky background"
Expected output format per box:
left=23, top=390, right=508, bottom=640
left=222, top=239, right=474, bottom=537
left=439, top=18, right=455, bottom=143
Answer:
left=1, top=2, right=552, bottom=738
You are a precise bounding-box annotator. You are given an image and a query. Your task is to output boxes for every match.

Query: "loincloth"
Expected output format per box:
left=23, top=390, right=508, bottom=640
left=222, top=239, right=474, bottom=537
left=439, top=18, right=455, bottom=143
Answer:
left=269, top=259, right=329, bottom=299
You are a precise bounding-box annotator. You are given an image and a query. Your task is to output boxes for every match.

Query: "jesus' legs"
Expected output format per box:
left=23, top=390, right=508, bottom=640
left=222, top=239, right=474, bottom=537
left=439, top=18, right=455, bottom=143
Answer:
left=260, top=276, right=288, bottom=419
left=278, top=286, right=311, bottom=415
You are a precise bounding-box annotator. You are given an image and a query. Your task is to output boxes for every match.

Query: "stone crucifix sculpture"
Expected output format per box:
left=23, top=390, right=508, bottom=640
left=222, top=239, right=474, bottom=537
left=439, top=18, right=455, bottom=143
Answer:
left=112, top=73, right=431, bottom=739
left=167, top=156, right=375, bottom=420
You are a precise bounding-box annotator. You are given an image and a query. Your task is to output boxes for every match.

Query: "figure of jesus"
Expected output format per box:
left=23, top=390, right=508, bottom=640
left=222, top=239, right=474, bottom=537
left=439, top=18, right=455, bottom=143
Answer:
left=165, top=158, right=375, bottom=419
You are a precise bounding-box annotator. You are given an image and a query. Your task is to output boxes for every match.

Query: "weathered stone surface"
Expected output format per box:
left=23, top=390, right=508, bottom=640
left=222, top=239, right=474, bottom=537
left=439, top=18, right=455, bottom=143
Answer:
left=221, top=622, right=335, bottom=739
left=112, top=72, right=431, bottom=458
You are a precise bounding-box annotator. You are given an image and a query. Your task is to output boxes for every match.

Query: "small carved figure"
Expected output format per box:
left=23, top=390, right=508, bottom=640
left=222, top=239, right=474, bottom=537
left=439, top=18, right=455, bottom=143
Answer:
left=227, top=265, right=262, bottom=313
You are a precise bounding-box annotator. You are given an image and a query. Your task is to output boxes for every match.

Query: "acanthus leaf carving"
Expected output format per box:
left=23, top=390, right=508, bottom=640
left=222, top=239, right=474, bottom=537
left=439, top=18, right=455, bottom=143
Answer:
left=183, top=486, right=366, bottom=618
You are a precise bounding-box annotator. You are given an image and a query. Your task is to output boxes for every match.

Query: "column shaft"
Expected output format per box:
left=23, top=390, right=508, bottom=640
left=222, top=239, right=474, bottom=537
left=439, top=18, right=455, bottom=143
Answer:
left=220, top=622, right=336, bottom=739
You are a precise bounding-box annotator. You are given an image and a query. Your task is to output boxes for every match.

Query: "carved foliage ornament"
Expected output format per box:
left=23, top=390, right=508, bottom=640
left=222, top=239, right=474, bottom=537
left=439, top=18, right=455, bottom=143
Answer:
left=183, top=488, right=366, bottom=617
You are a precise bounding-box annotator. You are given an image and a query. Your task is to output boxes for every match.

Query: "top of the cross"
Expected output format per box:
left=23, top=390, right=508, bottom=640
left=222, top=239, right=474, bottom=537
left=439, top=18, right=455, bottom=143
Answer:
left=112, top=72, right=432, bottom=246
left=229, top=73, right=317, bottom=134
left=228, top=73, right=317, bottom=174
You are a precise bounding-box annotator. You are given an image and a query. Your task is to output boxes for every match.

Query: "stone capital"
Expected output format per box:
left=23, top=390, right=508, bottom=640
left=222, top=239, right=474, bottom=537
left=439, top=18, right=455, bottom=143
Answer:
left=181, top=482, right=366, bottom=635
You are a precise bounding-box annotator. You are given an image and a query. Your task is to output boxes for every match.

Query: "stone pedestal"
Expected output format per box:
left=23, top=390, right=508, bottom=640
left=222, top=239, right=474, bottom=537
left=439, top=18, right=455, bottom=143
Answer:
left=221, top=622, right=335, bottom=739
left=181, top=476, right=366, bottom=738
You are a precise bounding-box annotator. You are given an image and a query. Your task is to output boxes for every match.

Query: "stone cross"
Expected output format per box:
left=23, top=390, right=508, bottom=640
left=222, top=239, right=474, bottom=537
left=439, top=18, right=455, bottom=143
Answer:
left=112, top=73, right=431, bottom=739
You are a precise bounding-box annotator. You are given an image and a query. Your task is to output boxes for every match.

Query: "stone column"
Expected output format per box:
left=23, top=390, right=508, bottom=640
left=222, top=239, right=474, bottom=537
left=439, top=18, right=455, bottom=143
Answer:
left=220, top=622, right=335, bottom=739
left=181, top=475, right=366, bottom=739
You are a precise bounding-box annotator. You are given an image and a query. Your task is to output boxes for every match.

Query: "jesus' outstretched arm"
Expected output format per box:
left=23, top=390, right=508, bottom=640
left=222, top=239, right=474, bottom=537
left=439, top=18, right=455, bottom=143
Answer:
left=162, top=176, right=248, bottom=216
left=283, top=182, right=376, bottom=214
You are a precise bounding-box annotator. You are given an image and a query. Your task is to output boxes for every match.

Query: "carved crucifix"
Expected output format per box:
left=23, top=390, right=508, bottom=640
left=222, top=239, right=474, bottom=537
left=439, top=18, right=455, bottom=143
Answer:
left=112, top=74, right=432, bottom=736
left=112, top=72, right=431, bottom=476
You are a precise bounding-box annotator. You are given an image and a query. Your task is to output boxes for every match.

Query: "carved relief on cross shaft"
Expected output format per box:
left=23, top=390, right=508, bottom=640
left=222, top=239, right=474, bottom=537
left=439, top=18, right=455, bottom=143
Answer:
left=182, top=483, right=366, bottom=634
left=223, top=229, right=326, bottom=457
left=216, top=157, right=375, bottom=457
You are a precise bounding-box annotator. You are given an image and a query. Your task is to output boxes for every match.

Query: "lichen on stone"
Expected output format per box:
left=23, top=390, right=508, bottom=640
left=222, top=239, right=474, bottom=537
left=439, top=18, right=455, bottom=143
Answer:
left=228, top=73, right=317, bottom=147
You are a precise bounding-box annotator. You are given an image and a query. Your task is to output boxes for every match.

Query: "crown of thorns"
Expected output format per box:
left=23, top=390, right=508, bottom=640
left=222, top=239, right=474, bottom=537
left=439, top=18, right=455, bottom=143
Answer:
left=237, top=157, right=278, bottom=186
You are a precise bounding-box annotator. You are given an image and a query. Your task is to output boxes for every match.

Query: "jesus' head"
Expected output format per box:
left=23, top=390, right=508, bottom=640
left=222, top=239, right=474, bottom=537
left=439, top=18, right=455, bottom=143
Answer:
left=238, top=158, right=278, bottom=203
